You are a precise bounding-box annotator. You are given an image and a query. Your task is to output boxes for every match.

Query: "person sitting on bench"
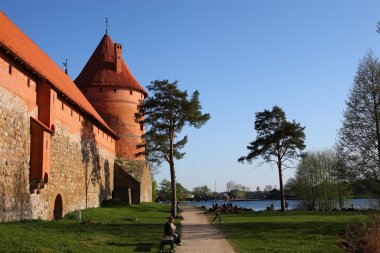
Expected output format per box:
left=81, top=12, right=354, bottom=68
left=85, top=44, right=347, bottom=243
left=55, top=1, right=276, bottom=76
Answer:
left=164, top=216, right=181, bottom=246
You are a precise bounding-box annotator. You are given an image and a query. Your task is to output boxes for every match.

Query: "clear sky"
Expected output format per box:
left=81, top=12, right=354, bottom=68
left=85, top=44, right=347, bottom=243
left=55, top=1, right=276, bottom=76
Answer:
left=1, top=1, right=380, bottom=192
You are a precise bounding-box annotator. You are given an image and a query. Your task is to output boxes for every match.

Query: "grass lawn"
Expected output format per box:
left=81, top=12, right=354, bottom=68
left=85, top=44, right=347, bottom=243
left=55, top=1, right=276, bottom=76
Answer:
left=0, top=201, right=174, bottom=253
left=209, top=210, right=368, bottom=253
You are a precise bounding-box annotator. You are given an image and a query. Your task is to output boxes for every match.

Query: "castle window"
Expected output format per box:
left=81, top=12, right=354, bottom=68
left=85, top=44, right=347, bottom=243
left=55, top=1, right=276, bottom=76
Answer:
left=44, top=173, right=48, bottom=184
left=140, top=122, right=144, bottom=131
left=79, top=115, right=81, bottom=121
left=130, top=90, right=133, bottom=95
left=61, top=102, right=64, bottom=110
left=27, top=79, right=30, bottom=87
left=8, top=64, right=12, bottom=75
left=113, top=89, right=117, bottom=93
left=71, top=109, right=73, bottom=117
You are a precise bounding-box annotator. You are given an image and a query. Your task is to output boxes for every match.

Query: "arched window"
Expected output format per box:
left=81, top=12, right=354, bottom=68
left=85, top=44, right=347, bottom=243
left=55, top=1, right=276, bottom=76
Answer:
left=53, top=194, right=63, bottom=220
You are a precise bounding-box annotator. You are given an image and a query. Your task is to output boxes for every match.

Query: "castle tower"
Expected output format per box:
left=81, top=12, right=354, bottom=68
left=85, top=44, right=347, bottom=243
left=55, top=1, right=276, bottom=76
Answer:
left=75, top=34, right=152, bottom=203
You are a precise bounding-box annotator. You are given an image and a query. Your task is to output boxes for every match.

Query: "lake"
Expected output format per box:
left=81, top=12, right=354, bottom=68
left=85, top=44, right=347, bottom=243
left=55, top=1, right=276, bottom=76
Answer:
left=190, top=199, right=380, bottom=211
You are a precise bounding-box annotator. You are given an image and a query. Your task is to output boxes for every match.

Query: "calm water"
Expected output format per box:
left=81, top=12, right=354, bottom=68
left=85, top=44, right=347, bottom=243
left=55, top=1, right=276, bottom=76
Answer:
left=190, top=199, right=380, bottom=211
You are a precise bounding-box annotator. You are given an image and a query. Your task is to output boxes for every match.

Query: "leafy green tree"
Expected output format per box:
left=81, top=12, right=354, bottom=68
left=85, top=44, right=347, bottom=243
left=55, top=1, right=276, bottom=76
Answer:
left=136, top=80, right=210, bottom=216
left=238, top=106, right=306, bottom=211
left=294, top=150, right=351, bottom=211
left=192, top=185, right=212, bottom=200
left=158, top=179, right=188, bottom=201
left=338, top=51, right=380, bottom=193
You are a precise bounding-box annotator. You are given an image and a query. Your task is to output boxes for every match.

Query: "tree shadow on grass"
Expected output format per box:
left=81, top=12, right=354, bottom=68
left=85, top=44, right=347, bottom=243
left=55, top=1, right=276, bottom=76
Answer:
left=0, top=220, right=163, bottom=252
left=220, top=220, right=347, bottom=239
left=106, top=242, right=153, bottom=252
left=217, top=219, right=350, bottom=252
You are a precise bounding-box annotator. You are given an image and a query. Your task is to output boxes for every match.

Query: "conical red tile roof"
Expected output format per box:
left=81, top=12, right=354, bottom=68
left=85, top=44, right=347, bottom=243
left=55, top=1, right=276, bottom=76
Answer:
left=0, top=12, right=118, bottom=138
left=74, top=34, right=147, bottom=97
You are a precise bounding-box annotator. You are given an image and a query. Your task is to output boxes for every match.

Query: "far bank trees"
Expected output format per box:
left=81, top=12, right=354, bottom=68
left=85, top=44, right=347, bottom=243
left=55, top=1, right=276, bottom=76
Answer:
left=294, top=150, right=350, bottom=211
left=136, top=80, right=210, bottom=217
left=239, top=106, right=306, bottom=211
left=192, top=185, right=212, bottom=201
left=226, top=180, right=250, bottom=199
left=158, top=179, right=189, bottom=202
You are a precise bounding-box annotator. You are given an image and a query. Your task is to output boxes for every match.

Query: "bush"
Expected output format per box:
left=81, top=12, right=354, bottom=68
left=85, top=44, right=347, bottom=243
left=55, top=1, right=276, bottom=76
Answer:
left=344, top=213, right=380, bottom=253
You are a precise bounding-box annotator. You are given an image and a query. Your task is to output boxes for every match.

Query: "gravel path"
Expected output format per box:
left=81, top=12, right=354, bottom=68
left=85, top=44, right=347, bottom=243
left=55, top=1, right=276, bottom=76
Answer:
left=176, top=206, right=236, bottom=253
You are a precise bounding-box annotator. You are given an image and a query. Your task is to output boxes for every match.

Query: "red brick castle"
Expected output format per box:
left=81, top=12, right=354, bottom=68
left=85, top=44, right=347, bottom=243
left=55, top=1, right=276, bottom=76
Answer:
left=0, top=12, right=152, bottom=222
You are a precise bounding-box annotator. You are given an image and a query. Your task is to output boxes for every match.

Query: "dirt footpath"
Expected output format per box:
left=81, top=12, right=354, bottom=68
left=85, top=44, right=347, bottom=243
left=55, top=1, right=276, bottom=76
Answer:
left=176, top=206, right=236, bottom=253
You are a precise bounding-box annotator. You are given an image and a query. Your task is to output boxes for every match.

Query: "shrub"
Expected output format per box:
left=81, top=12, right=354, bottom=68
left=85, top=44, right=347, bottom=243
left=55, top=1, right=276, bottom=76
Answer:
left=344, top=213, right=380, bottom=253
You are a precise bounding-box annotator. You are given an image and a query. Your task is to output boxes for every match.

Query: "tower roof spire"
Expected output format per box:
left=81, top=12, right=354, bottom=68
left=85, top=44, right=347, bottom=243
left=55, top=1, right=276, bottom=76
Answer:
left=74, top=34, right=147, bottom=97
left=105, top=17, right=109, bottom=35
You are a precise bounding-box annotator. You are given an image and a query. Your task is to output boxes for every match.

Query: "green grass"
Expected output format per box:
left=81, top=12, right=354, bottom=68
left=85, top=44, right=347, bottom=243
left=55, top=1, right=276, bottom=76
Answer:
left=0, top=201, right=174, bottom=253
left=209, top=210, right=368, bottom=253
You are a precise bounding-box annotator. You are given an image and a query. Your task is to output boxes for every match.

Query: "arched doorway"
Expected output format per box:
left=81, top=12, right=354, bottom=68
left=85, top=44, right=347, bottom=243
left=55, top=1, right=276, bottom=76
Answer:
left=53, top=194, right=63, bottom=220
left=43, top=173, right=48, bottom=184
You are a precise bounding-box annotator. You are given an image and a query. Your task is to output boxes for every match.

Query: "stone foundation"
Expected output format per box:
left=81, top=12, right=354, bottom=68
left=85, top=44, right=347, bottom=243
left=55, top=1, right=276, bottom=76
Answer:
left=114, top=159, right=152, bottom=204
left=0, top=87, right=35, bottom=221
left=29, top=122, right=115, bottom=220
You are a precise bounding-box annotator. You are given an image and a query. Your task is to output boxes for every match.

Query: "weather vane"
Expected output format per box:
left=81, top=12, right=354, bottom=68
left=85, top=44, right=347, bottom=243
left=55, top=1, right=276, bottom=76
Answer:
left=63, top=58, right=68, bottom=75
left=106, top=17, right=109, bottom=34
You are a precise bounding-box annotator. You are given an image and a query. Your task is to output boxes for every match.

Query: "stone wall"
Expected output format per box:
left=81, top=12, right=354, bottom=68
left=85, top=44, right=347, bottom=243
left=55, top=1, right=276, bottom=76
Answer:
left=0, top=86, right=35, bottom=221
left=139, top=163, right=152, bottom=202
left=114, top=159, right=152, bottom=203
left=0, top=84, right=116, bottom=221
left=30, top=121, right=115, bottom=220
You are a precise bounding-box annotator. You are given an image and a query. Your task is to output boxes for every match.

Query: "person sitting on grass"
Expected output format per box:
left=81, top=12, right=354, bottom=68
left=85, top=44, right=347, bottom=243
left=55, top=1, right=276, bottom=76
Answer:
left=164, top=216, right=181, bottom=246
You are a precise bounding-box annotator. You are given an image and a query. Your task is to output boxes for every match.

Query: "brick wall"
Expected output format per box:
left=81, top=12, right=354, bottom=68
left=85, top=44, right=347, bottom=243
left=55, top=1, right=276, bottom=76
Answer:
left=81, top=86, right=152, bottom=203
left=0, top=50, right=117, bottom=221
left=81, top=87, right=145, bottom=159
left=30, top=122, right=115, bottom=219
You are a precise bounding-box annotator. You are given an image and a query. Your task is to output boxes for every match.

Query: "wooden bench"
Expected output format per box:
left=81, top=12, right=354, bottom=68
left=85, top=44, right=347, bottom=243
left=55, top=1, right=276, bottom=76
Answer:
left=160, top=235, right=174, bottom=253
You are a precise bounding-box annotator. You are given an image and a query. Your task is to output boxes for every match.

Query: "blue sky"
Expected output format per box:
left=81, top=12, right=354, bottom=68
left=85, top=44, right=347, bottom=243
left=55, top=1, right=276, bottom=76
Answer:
left=1, top=1, right=380, bottom=192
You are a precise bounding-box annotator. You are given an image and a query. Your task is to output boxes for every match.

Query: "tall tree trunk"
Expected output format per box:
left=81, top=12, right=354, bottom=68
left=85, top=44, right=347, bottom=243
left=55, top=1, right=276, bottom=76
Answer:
left=169, top=128, right=177, bottom=217
left=373, top=95, right=380, bottom=173
left=277, top=154, right=285, bottom=211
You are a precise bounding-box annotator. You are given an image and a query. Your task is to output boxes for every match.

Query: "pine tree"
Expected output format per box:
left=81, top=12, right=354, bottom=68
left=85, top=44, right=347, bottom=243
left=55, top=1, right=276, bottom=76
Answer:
left=238, top=106, right=306, bottom=211
left=136, top=80, right=210, bottom=216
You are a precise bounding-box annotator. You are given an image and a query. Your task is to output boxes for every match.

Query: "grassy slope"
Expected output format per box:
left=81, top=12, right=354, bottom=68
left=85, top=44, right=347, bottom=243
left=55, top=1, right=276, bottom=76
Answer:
left=0, top=201, right=173, bottom=253
left=210, top=210, right=366, bottom=253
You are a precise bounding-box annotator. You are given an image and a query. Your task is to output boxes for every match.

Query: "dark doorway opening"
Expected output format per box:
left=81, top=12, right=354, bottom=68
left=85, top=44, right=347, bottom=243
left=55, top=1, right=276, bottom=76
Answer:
left=53, top=194, right=63, bottom=220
